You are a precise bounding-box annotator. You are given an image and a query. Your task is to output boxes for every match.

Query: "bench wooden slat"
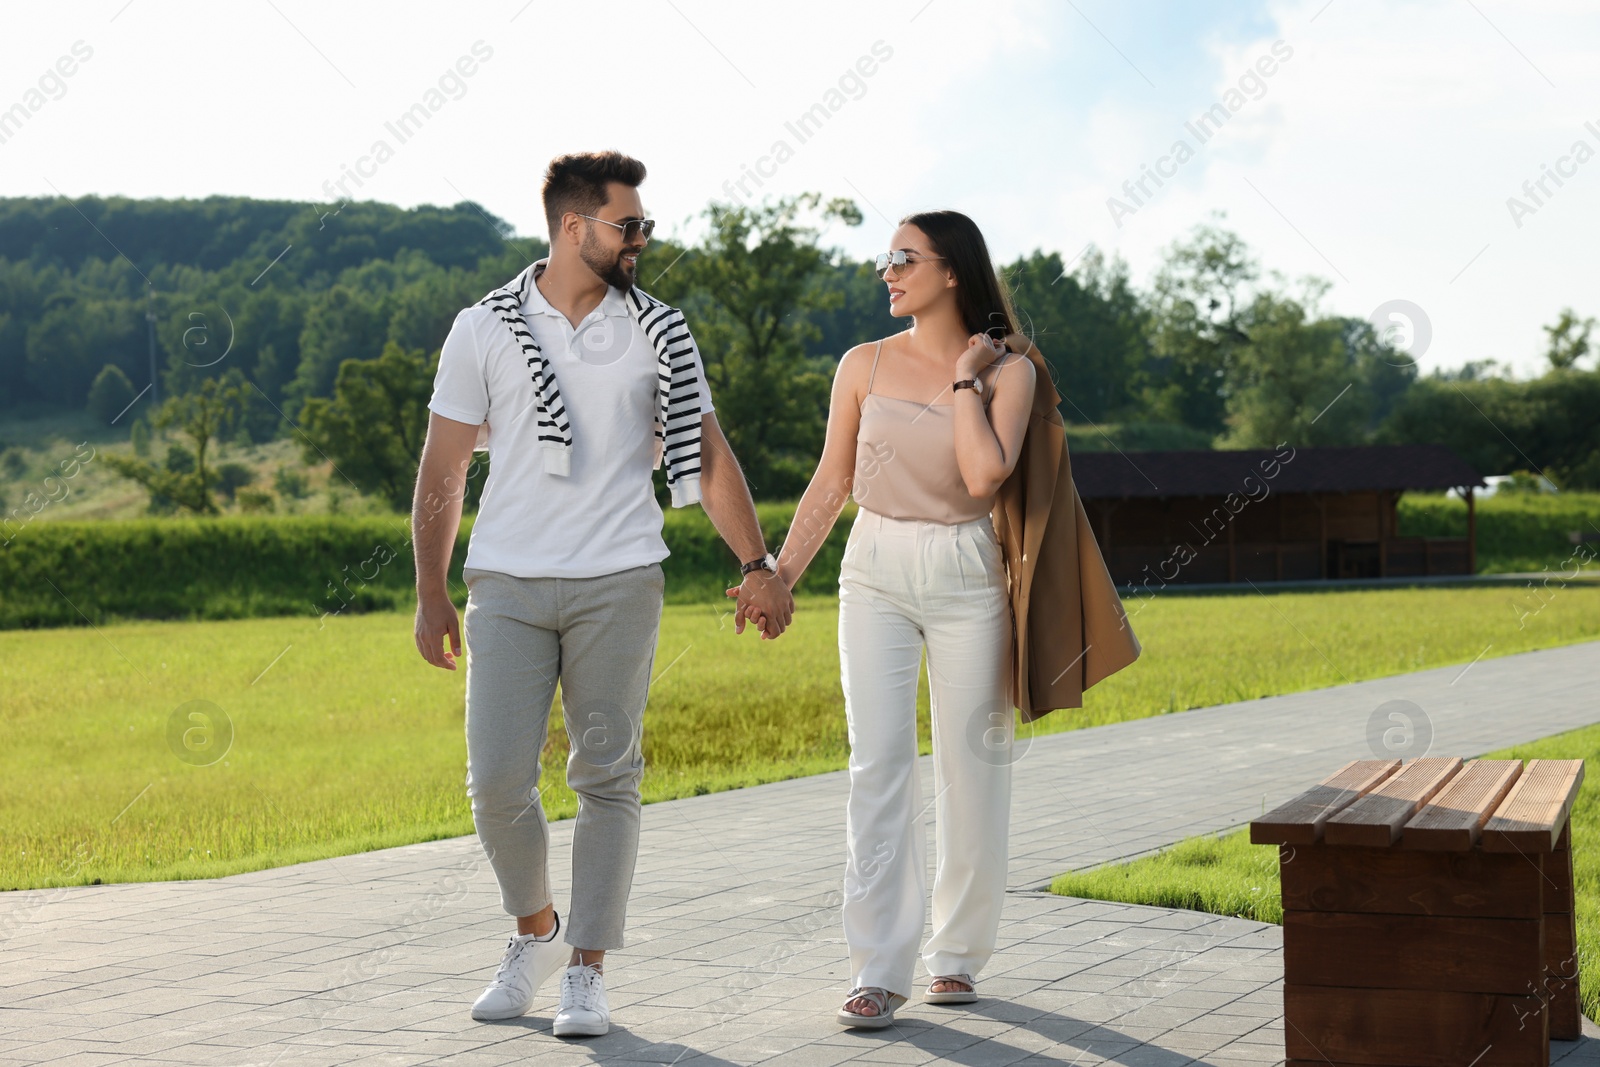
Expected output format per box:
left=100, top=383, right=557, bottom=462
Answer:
left=1283, top=984, right=1547, bottom=1065
left=1279, top=842, right=1542, bottom=918
left=1481, top=758, right=1586, bottom=854
left=1250, top=759, right=1400, bottom=845
left=1399, top=760, right=1524, bottom=851
left=1283, top=910, right=1543, bottom=993
left=1323, top=757, right=1464, bottom=847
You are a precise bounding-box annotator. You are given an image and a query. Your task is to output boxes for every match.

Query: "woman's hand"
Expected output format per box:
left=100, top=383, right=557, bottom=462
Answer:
left=723, top=573, right=791, bottom=640
left=956, top=332, right=1006, bottom=380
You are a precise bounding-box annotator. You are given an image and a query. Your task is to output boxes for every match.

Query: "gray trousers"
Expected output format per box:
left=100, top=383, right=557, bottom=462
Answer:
left=461, top=562, right=664, bottom=950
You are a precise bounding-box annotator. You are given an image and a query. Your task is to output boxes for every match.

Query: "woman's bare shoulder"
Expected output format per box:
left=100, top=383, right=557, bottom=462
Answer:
left=842, top=337, right=894, bottom=365
left=834, top=338, right=892, bottom=387
left=984, top=349, right=1037, bottom=391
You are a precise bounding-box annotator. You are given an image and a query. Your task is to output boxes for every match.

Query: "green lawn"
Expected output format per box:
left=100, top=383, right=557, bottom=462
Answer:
left=5, top=584, right=1600, bottom=894
left=1051, top=724, right=1600, bottom=1022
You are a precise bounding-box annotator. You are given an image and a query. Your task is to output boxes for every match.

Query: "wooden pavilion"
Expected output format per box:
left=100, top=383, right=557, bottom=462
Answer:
left=1070, top=444, right=1485, bottom=586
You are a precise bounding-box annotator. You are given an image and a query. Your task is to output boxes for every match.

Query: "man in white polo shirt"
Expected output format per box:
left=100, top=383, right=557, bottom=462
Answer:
left=411, top=151, right=792, bottom=1040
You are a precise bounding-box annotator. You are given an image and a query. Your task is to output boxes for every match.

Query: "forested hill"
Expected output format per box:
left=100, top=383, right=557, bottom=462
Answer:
left=0, top=194, right=544, bottom=417
left=3, top=192, right=1597, bottom=501
left=0, top=194, right=516, bottom=279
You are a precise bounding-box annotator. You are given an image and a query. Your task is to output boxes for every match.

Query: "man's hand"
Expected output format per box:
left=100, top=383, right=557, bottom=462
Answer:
left=722, top=571, right=794, bottom=640
left=415, top=591, right=463, bottom=669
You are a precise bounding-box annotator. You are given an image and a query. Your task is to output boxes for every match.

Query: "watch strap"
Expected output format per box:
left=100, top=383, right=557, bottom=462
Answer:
left=741, top=552, right=776, bottom=576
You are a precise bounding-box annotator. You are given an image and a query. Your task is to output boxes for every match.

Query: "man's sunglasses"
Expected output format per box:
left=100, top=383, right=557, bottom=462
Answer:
left=573, top=213, right=656, bottom=243
left=874, top=249, right=946, bottom=279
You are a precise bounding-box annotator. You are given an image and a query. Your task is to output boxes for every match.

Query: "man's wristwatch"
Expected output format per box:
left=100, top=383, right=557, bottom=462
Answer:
left=741, top=552, right=778, bottom=577
left=953, top=377, right=983, bottom=395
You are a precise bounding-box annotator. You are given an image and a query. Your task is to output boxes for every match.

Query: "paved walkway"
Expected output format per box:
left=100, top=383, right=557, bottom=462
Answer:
left=5, top=639, right=1600, bottom=1065
left=1120, top=568, right=1600, bottom=597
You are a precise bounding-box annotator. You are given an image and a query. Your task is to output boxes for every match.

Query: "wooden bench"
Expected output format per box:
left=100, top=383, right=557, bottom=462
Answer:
left=1250, top=757, right=1585, bottom=1067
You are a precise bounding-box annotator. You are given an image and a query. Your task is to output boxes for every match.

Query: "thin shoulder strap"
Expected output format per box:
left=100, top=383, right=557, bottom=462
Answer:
left=982, top=351, right=1014, bottom=405
left=866, top=339, right=883, bottom=395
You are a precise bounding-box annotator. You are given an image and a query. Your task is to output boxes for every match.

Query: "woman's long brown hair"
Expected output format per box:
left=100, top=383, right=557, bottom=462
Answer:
left=899, top=209, right=1018, bottom=339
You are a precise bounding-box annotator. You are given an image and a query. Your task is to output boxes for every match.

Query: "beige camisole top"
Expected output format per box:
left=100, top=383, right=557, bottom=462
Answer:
left=851, top=338, right=997, bottom=524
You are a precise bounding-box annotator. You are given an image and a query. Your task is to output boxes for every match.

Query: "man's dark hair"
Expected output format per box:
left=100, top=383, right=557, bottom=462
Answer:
left=542, top=151, right=647, bottom=238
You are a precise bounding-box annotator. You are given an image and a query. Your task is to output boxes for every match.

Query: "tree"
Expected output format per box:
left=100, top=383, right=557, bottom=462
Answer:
left=284, top=285, right=387, bottom=418
left=1378, top=367, right=1600, bottom=488
left=1136, top=217, right=1259, bottom=436
left=216, top=285, right=307, bottom=408
left=298, top=341, right=433, bottom=510
left=157, top=376, right=238, bottom=512
left=0, top=259, right=57, bottom=406
left=214, top=462, right=256, bottom=502
left=800, top=258, right=902, bottom=364
left=1220, top=287, right=1371, bottom=448
left=1002, top=246, right=1150, bottom=423
left=87, top=364, right=136, bottom=425
left=102, top=376, right=240, bottom=513
left=641, top=194, right=863, bottom=497
left=23, top=296, right=144, bottom=407
left=1338, top=315, right=1419, bottom=434
left=1544, top=308, right=1595, bottom=371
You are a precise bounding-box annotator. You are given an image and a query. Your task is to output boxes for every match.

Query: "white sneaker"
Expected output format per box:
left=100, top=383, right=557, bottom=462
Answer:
left=552, top=963, right=610, bottom=1037
left=470, top=912, right=569, bottom=1021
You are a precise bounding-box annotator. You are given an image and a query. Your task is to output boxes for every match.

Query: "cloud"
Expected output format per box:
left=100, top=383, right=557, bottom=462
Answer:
left=1055, top=0, right=1599, bottom=377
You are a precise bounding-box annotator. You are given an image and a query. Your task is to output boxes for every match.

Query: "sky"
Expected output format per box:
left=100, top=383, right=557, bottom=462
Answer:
left=2, top=0, right=1595, bottom=379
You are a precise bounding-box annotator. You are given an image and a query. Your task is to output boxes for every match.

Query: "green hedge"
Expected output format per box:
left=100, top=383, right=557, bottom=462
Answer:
left=0, top=501, right=855, bottom=630
left=1397, top=490, right=1600, bottom=572
left=7, top=491, right=1593, bottom=631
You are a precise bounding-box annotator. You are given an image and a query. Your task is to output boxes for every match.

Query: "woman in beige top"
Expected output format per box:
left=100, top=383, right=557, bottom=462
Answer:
left=736, top=210, right=1036, bottom=1028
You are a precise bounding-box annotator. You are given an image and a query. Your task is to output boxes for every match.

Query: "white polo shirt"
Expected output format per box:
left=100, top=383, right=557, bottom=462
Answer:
left=427, top=277, right=715, bottom=579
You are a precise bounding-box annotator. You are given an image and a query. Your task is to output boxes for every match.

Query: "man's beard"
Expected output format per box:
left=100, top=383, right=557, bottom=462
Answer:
left=579, top=229, right=638, bottom=291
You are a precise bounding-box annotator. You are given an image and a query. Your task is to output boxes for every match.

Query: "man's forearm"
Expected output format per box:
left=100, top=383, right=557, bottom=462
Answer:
left=697, top=431, right=767, bottom=565
left=412, top=469, right=464, bottom=600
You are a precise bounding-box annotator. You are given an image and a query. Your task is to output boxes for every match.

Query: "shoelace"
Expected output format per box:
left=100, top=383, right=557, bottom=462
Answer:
left=491, top=936, right=533, bottom=991
left=561, top=965, right=602, bottom=1012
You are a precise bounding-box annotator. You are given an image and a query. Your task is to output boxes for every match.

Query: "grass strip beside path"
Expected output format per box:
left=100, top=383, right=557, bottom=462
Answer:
left=4, top=585, right=1599, bottom=893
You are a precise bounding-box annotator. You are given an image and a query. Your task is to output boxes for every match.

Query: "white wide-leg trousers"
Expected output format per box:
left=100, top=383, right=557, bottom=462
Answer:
left=837, top=506, right=1016, bottom=999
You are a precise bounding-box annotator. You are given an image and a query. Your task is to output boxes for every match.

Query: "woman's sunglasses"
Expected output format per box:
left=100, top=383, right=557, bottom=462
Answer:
left=874, top=249, right=946, bottom=279
left=573, top=213, right=656, bottom=243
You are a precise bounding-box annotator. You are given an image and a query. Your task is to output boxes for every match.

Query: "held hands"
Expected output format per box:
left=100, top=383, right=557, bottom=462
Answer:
left=723, top=569, right=795, bottom=640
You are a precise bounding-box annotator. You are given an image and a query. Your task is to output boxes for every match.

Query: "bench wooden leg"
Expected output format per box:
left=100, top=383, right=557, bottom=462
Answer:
left=1546, top=820, right=1581, bottom=1042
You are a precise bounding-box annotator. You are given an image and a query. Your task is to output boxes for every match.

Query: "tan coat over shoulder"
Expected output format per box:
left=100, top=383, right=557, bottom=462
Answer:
left=991, top=338, right=1141, bottom=722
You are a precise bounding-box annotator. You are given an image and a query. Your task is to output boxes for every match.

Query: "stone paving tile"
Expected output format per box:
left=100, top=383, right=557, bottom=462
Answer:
left=7, top=639, right=1600, bottom=1064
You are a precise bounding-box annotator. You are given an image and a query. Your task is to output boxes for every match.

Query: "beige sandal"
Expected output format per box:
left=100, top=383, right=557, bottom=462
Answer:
left=924, top=973, right=977, bottom=1004
left=837, top=986, right=908, bottom=1029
